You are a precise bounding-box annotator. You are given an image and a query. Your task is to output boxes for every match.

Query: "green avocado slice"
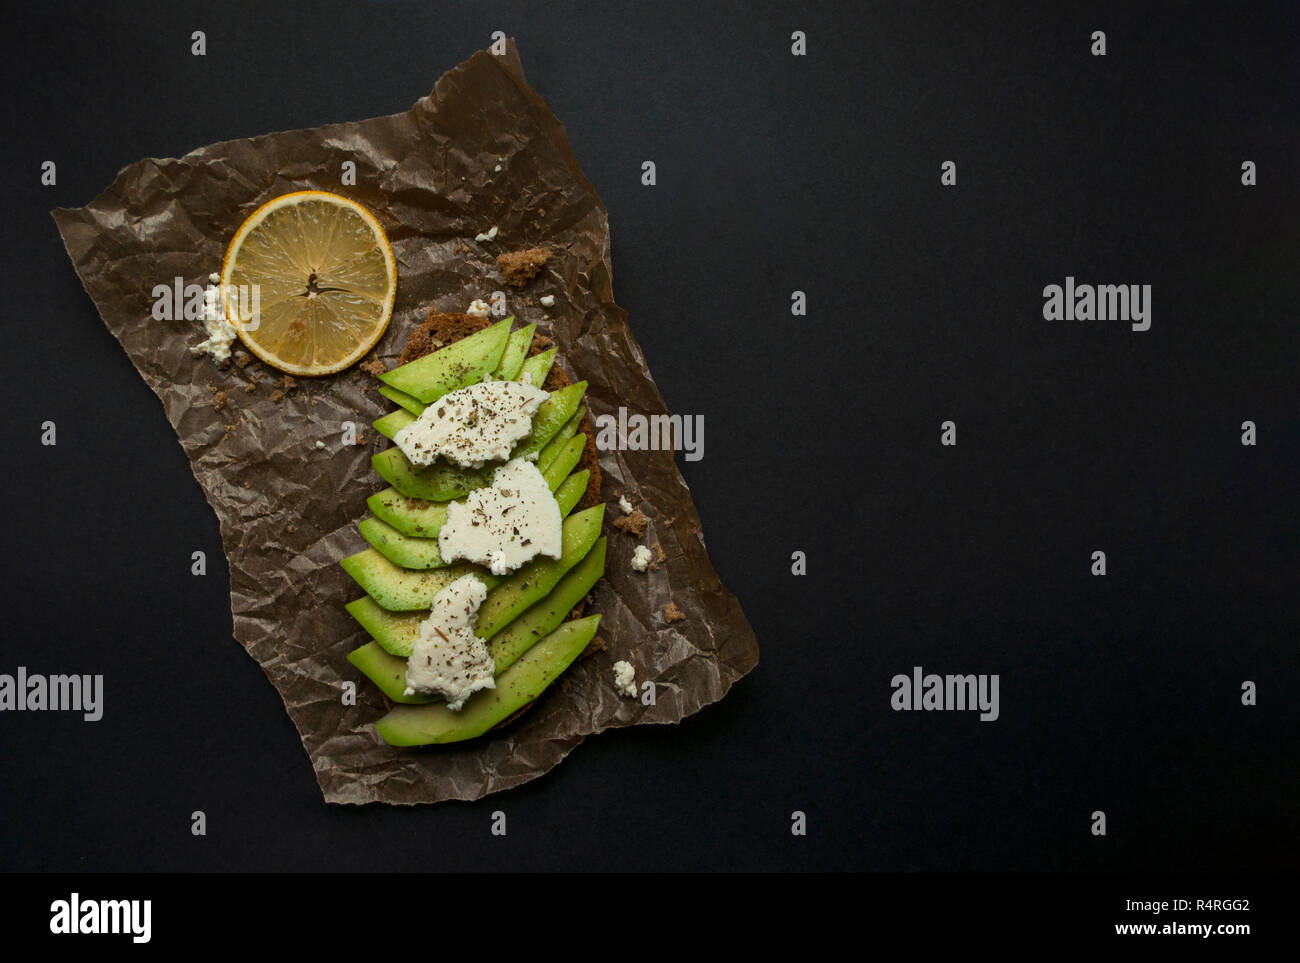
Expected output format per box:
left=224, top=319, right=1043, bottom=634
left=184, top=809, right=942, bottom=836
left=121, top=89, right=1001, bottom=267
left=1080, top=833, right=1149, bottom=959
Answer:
left=378, top=385, right=425, bottom=416
left=374, top=615, right=601, bottom=746
left=371, top=449, right=493, bottom=501
left=340, top=554, right=499, bottom=611
left=346, top=597, right=425, bottom=660
left=512, top=382, right=586, bottom=461
left=379, top=317, right=512, bottom=403
left=346, top=488, right=597, bottom=651
left=369, top=383, right=584, bottom=502
left=475, top=503, right=605, bottom=640
left=347, top=642, right=433, bottom=704
left=366, top=448, right=584, bottom=538
left=489, top=537, right=606, bottom=674
left=373, top=408, right=416, bottom=441
left=346, top=538, right=605, bottom=701
left=358, top=517, right=448, bottom=569
left=516, top=347, right=557, bottom=387
left=343, top=498, right=599, bottom=615
left=366, top=489, right=449, bottom=538
left=537, top=407, right=584, bottom=473
left=538, top=434, right=586, bottom=488
left=493, top=323, right=537, bottom=381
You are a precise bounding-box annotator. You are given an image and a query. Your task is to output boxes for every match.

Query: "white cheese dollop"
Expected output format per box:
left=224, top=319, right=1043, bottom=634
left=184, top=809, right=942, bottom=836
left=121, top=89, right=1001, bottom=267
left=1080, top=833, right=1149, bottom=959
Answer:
left=190, top=275, right=238, bottom=365
left=439, top=458, right=563, bottom=576
left=618, top=495, right=633, bottom=514
left=613, top=660, right=637, bottom=698
left=467, top=299, right=491, bottom=320
left=393, top=380, right=549, bottom=469
left=539, top=295, right=556, bottom=308
left=403, top=574, right=495, bottom=710
left=631, top=545, right=652, bottom=572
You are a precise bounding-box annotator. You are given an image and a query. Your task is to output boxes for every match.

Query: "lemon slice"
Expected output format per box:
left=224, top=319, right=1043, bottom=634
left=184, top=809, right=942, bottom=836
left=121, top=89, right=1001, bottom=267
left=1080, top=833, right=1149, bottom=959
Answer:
left=221, top=190, right=397, bottom=376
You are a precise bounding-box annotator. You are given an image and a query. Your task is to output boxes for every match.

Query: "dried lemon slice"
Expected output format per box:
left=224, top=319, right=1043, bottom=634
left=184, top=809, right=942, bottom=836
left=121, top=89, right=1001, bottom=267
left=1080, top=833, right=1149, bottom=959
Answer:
left=221, top=190, right=396, bottom=376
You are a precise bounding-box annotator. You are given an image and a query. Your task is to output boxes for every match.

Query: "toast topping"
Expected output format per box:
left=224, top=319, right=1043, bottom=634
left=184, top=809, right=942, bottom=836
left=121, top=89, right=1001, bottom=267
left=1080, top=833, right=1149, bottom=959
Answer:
left=393, top=379, right=549, bottom=468
left=403, top=574, right=495, bottom=710
left=439, top=458, right=563, bottom=576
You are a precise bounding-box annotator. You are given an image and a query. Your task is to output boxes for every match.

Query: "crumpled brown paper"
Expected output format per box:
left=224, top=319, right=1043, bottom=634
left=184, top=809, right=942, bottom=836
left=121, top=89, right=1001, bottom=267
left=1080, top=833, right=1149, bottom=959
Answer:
left=52, top=42, right=758, bottom=804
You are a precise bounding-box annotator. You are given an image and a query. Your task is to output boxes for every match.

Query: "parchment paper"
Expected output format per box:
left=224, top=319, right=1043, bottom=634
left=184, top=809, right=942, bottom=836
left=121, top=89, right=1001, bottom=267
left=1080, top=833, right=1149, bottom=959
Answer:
left=52, top=42, right=758, bottom=804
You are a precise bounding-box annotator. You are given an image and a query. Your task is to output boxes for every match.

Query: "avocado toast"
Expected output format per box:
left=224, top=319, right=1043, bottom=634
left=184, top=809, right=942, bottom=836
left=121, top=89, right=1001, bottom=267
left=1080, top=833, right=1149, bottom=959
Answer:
left=343, top=310, right=608, bottom=746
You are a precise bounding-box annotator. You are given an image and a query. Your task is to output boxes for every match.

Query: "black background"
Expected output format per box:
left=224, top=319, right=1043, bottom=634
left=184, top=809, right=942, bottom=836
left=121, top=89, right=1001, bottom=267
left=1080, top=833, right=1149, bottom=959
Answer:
left=0, top=1, right=1295, bottom=872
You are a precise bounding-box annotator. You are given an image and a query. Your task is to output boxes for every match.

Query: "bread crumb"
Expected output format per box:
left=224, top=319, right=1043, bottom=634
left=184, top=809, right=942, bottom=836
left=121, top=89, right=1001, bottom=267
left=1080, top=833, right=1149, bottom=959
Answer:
left=270, top=374, right=298, bottom=403
left=244, top=381, right=257, bottom=394
left=233, top=351, right=252, bottom=369
left=587, top=635, right=608, bottom=653
left=654, top=543, right=667, bottom=563
left=613, top=510, right=648, bottom=537
left=360, top=356, right=386, bottom=378
left=212, top=390, right=227, bottom=412
left=497, top=247, right=551, bottom=287
left=663, top=602, right=686, bottom=623
left=286, top=524, right=296, bottom=534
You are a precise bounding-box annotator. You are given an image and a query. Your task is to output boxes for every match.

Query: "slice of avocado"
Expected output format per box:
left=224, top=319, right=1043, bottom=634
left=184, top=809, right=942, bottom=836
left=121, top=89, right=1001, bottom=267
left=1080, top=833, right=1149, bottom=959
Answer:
left=370, top=383, right=579, bottom=502
left=537, top=407, right=584, bottom=473
left=490, top=537, right=606, bottom=674
left=374, top=408, right=416, bottom=441
left=348, top=538, right=604, bottom=695
left=366, top=488, right=449, bottom=538
left=340, top=552, right=498, bottom=611
left=552, top=470, right=589, bottom=516
left=371, top=449, right=492, bottom=501
left=516, top=346, right=557, bottom=387
left=375, top=615, right=601, bottom=746
left=380, top=317, right=513, bottom=403
left=359, top=517, right=448, bottom=570
left=493, top=323, right=537, bottom=381
left=539, top=434, right=586, bottom=489
left=359, top=453, right=587, bottom=574
left=347, top=642, right=433, bottom=703
left=378, top=385, right=425, bottom=416
left=368, top=450, right=579, bottom=538
left=346, top=596, right=423, bottom=657
left=513, top=382, right=587, bottom=461
left=476, top=504, right=605, bottom=640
